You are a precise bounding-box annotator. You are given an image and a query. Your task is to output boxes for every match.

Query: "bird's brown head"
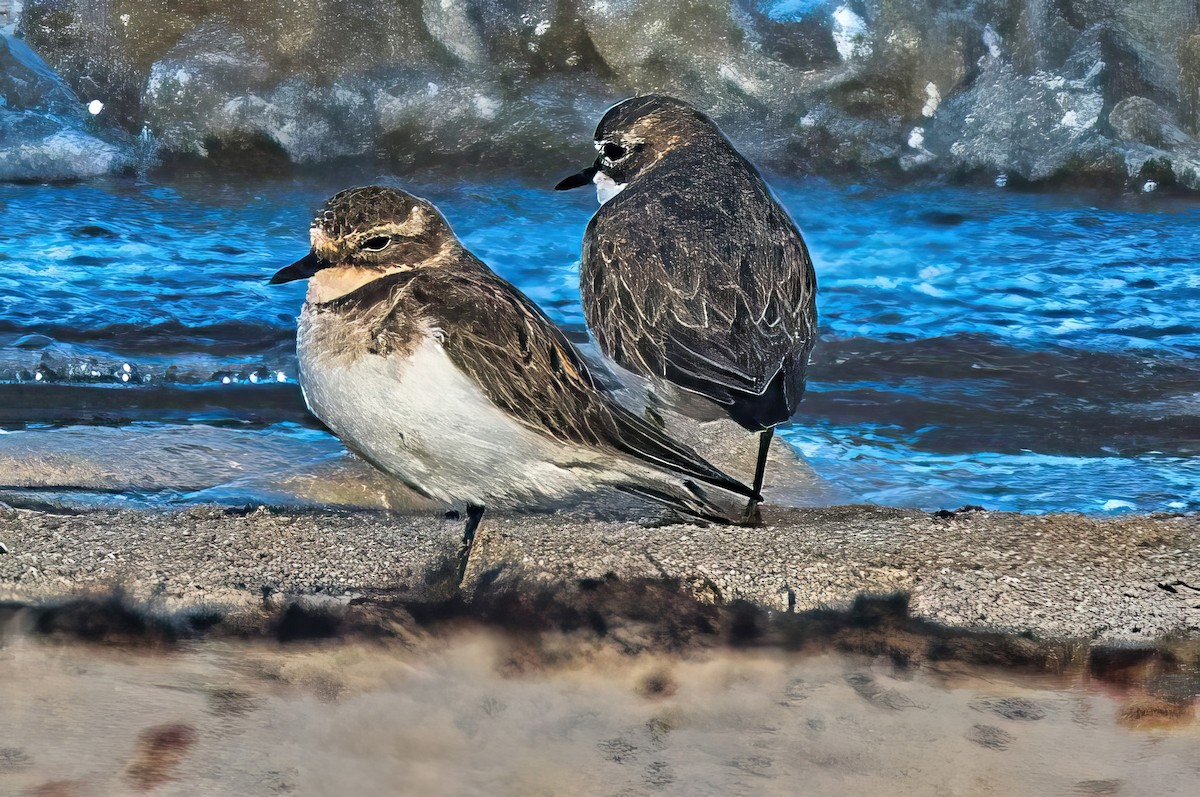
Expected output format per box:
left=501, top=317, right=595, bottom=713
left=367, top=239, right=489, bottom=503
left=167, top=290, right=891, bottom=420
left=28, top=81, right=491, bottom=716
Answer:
left=555, top=95, right=725, bottom=194
left=271, top=186, right=457, bottom=302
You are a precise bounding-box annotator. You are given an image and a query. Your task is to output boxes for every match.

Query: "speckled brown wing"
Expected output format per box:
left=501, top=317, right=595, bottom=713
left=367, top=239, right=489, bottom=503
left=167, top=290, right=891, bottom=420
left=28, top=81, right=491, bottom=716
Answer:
left=582, top=155, right=818, bottom=430
left=389, top=256, right=757, bottom=502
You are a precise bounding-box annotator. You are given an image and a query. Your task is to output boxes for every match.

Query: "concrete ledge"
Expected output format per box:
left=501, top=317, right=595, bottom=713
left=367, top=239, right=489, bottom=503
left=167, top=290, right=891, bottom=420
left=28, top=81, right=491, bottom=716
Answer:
left=1, top=504, right=1196, bottom=641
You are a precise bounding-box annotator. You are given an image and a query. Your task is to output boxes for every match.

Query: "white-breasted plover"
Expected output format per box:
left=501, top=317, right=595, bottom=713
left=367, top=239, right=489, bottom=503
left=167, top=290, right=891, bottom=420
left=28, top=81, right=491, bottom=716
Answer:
left=271, top=186, right=759, bottom=563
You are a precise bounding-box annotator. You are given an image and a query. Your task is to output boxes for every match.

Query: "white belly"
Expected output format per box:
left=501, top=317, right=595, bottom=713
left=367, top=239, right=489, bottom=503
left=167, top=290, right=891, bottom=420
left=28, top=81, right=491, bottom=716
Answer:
left=297, top=324, right=592, bottom=507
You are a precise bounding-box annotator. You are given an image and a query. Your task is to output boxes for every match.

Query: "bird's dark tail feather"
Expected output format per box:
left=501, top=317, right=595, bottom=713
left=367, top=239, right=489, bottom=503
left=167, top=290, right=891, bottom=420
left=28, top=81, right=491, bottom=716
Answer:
left=615, top=482, right=748, bottom=526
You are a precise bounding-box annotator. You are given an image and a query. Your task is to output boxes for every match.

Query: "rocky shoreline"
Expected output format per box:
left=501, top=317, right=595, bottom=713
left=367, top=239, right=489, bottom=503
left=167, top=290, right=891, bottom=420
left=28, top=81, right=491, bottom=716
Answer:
left=5, top=1, right=1200, bottom=190
left=1, top=504, right=1196, bottom=643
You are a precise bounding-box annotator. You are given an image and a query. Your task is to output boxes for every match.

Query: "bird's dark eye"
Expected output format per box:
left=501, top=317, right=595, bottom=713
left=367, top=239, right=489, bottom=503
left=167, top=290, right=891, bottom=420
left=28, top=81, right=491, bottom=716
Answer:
left=361, top=236, right=391, bottom=252
left=602, top=142, right=627, bottom=162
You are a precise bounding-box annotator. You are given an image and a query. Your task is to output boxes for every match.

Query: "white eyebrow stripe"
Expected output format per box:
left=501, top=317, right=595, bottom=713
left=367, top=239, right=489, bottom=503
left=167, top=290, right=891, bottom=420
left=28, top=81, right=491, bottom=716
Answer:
left=352, top=209, right=424, bottom=244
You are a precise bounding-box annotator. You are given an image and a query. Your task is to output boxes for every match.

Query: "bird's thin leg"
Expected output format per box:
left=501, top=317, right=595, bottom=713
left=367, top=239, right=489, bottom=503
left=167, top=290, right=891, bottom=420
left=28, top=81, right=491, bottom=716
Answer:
left=743, top=428, right=774, bottom=525
left=456, top=503, right=487, bottom=584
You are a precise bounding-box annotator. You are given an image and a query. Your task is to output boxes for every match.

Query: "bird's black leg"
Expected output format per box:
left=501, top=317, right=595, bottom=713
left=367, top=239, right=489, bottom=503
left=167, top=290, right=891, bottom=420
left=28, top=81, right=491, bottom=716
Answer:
left=742, top=428, right=774, bottom=526
left=456, top=503, right=486, bottom=583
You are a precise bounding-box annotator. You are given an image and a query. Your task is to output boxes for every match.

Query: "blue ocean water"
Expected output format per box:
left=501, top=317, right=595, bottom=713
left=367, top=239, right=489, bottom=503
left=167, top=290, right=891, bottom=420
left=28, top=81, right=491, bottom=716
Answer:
left=0, top=173, right=1196, bottom=513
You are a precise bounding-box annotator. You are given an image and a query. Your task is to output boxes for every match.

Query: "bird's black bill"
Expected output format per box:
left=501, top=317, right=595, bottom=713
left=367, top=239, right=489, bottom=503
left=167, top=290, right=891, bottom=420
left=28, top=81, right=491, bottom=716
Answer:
left=554, top=161, right=600, bottom=191
left=270, top=251, right=330, bottom=284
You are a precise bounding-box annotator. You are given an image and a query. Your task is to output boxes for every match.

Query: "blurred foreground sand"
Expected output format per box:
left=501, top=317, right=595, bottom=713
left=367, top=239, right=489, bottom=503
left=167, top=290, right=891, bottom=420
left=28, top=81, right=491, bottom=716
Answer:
left=1, top=626, right=1197, bottom=797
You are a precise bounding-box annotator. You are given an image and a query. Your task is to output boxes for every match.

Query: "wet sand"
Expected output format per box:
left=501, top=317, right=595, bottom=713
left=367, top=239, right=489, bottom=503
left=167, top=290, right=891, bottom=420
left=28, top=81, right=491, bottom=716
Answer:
left=0, top=504, right=1196, bottom=642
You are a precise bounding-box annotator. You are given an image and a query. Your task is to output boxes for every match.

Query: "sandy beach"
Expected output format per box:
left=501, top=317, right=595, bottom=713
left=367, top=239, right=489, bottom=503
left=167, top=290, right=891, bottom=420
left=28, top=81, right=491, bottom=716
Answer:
left=1, top=504, right=1195, bottom=642
left=2, top=504, right=1199, bottom=796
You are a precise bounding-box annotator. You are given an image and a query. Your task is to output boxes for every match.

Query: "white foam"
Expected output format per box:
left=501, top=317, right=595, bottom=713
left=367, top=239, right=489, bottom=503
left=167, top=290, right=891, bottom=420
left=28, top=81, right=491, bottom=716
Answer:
left=983, top=25, right=1002, bottom=59
left=921, top=83, right=940, bottom=117
left=473, top=95, right=500, bottom=120
left=832, top=6, right=871, bottom=60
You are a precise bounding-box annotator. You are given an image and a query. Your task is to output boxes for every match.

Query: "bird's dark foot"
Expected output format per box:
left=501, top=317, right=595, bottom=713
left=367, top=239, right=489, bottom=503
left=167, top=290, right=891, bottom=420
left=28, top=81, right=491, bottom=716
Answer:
left=455, top=504, right=486, bottom=585
left=741, top=498, right=764, bottom=527
left=743, top=428, right=773, bottom=527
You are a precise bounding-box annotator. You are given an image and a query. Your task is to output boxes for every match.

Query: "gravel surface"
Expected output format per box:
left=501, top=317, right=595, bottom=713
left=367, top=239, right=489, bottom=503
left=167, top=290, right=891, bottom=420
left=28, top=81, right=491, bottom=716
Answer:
left=0, top=505, right=462, bottom=611
left=1, top=504, right=1196, bottom=641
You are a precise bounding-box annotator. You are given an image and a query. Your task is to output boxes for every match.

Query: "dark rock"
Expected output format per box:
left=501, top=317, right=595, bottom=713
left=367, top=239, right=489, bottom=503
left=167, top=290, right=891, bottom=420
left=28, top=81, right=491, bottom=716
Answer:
left=0, top=31, right=80, bottom=115
left=1111, top=97, right=1174, bottom=147
left=969, top=696, right=1047, bottom=721
left=0, top=32, right=132, bottom=180
left=845, top=671, right=921, bottom=710
left=965, top=723, right=1014, bottom=750
left=0, top=746, right=31, bottom=770
left=8, top=0, right=1200, bottom=188
left=1181, top=33, right=1200, bottom=132
left=12, top=334, right=54, bottom=349
left=927, top=30, right=1109, bottom=183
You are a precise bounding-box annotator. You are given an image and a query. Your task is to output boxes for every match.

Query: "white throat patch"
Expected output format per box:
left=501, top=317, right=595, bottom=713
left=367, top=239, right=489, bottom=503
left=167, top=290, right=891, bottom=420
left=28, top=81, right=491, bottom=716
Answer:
left=307, top=266, right=402, bottom=304
left=594, top=172, right=627, bottom=205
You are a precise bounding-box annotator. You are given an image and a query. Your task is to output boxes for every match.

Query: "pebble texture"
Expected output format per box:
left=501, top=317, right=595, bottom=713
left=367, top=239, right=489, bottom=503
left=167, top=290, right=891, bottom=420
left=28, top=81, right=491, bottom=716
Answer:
left=0, top=505, right=462, bottom=610
left=1, top=504, right=1196, bottom=641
